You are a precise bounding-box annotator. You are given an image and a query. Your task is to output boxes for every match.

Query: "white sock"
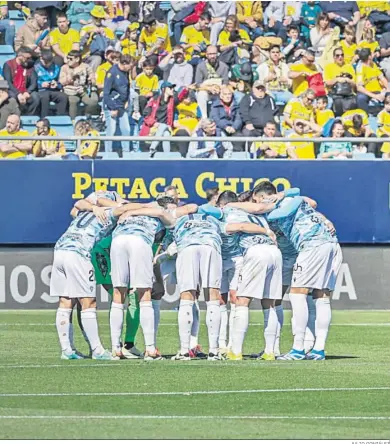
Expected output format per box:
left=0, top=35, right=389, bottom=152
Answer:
left=56, top=308, right=72, bottom=354
left=81, top=308, right=103, bottom=354
left=274, top=304, right=284, bottom=356
left=263, top=307, right=278, bottom=355
left=110, top=302, right=124, bottom=352
left=190, top=300, right=200, bottom=349
left=231, top=305, right=249, bottom=356
left=304, top=295, right=316, bottom=353
left=289, top=294, right=308, bottom=352
left=227, top=303, right=236, bottom=349
left=152, top=299, right=161, bottom=346
left=140, top=301, right=155, bottom=354
left=219, top=304, right=228, bottom=349
left=313, top=297, right=332, bottom=351
left=179, top=299, right=194, bottom=355
left=206, top=300, right=221, bottom=355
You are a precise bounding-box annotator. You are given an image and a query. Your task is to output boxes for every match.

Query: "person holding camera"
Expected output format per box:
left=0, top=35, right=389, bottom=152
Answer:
left=158, top=46, right=193, bottom=90
left=324, top=48, right=357, bottom=116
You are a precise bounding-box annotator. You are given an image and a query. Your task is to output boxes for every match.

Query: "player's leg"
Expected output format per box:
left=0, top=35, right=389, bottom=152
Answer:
left=189, top=294, right=207, bottom=358
left=151, top=261, right=165, bottom=349
left=123, top=289, right=143, bottom=358
left=226, top=256, right=243, bottom=353
left=227, top=290, right=237, bottom=352
left=219, top=292, right=229, bottom=353
left=228, top=296, right=251, bottom=360
left=172, top=245, right=199, bottom=360
left=304, top=294, right=316, bottom=353
left=202, top=246, right=223, bottom=360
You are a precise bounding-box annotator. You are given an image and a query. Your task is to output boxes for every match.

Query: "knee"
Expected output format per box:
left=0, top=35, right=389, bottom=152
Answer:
left=59, top=297, right=72, bottom=309
left=236, top=297, right=250, bottom=307
left=80, top=298, right=96, bottom=310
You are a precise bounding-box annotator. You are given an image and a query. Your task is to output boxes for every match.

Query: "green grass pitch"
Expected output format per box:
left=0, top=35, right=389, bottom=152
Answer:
left=0, top=309, right=389, bottom=439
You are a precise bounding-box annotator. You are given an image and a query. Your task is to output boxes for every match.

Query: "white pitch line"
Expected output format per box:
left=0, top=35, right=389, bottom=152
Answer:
left=0, top=387, right=389, bottom=398
left=0, top=415, right=389, bottom=421
left=1, top=323, right=390, bottom=327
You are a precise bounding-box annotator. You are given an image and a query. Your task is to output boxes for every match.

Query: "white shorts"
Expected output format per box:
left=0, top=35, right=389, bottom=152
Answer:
left=291, top=242, right=342, bottom=291
left=111, top=235, right=153, bottom=289
left=221, top=256, right=243, bottom=295
left=176, top=245, right=222, bottom=293
left=282, top=254, right=298, bottom=287
left=50, top=250, right=96, bottom=299
left=237, top=244, right=282, bottom=300
left=160, top=258, right=177, bottom=285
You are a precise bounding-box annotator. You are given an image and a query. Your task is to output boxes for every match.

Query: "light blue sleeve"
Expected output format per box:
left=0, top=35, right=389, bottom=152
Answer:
left=268, top=197, right=304, bottom=221
left=198, top=205, right=223, bottom=220
left=285, top=188, right=301, bottom=198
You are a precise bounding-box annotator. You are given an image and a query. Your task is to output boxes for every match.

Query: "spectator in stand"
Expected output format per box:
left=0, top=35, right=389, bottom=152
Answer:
left=138, top=14, right=172, bottom=60
left=195, top=45, right=229, bottom=118
left=362, top=1, right=390, bottom=35
left=135, top=58, right=159, bottom=113
left=257, top=45, right=293, bottom=105
left=35, top=50, right=68, bottom=118
left=217, top=15, right=251, bottom=66
left=210, top=85, right=243, bottom=137
left=0, top=81, right=20, bottom=129
left=240, top=80, right=279, bottom=137
left=141, top=81, right=176, bottom=156
left=180, top=12, right=211, bottom=65
left=0, top=114, right=32, bottom=159
left=282, top=25, right=306, bottom=65
left=103, top=54, right=133, bottom=154
left=379, top=31, right=390, bottom=82
left=32, top=118, right=66, bottom=158
left=339, top=25, right=358, bottom=65
left=324, top=48, right=357, bottom=116
left=79, top=5, right=116, bottom=71
left=315, top=96, right=335, bottom=126
left=301, top=1, right=322, bottom=44
left=236, top=1, right=263, bottom=40
left=117, top=22, right=140, bottom=58
left=15, top=8, right=50, bottom=53
left=187, top=118, right=233, bottom=159
left=0, top=1, right=16, bottom=46
left=170, top=1, right=197, bottom=45
left=288, top=50, right=320, bottom=96
left=251, top=121, right=289, bottom=159
left=24, top=1, right=66, bottom=28
left=356, top=48, right=390, bottom=113
left=49, top=12, right=80, bottom=66
left=59, top=50, right=99, bottom=119
left=287, top=119, right=323, bottom=159
left=159, top=46, right=193, bottom=91
left=66, top=1, right=94, bottom=32
left=321, top=1, right=360, bottom=30
left=74, top=119, right=100, bottom=159
left=310, top=13, right=333, bottom=63
left=264, top=1, right=287, bottom=41
left=3, top=47, right=40, bottom=116
left=282, top=2, right=302, bottom=28
left=319, top=120, right=353, bottom=159
left=96, top=49, right=120, bottom=92
left=283, top=89, right=316, bottom=135
left=358, top=28, right=380, bottom=60
left=208, top=1, right=236, bottom=46
left=101, top=1, right=131, bottom=34
left=341, top=107, right=377, bottom=155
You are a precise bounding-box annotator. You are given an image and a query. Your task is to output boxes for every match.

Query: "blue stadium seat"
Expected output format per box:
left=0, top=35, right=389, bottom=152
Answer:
left=230, top=152, right=250, bottom=160
left=46, top=115, right=73, bottom=127
left=14, top=19, right=25, bottom=33
left=368, top=116, right=378, bottom=133
left=353, top=152, right=376, bottom=160
left=0, top=53, right=14, bottom=68
left=122, top=152, right=151, bottom=160
left=153, top=152, right=182, bottom=159
left=97, top=152, right=120, bottom=160
left=21, top=115, right=39, bottom=129
left=9, top=10, right=24, bottom=20
left=0, top=45, right=15, bottom=54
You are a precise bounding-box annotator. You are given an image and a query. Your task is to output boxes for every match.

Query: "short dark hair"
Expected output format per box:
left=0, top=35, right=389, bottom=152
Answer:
left=352, top=114, right=363, bottom=129
left=217, top=191, right=238, bottom=207
left=200, top=11, right=212, bottom=21
left=17, top=46, right=33, bottom=56
left=287, top=25, right=299, bottom=33
left=333, top=48, right=343, bottom=57
left=265, top=121, right=276, bottom=127
left=157, top=196, right=175, bottom=209
left=120, top=54, right=133, bottom=65
left=56, top=12, right=67, bottom=21
left=205, top=187, right=219, bottom=202
left=68, top=50, right=82, bottom=60
left=37, top=118, right=50, bottom=128
left=269, top=44, right=281, bottom=52
left=305, top=49, right=316, bottom=59
left=40, top=49, right=53, bottom=64
left=317, top=96, right=328, bottom=103
left=238, top=191, right=252, bottom=202
left=34, top=8, right=48, bottom=17
left=143, top=15, right=156, bottom=25
left=359, top=48, right=371, bottom=62
left=143, top=57, right=156, bottom=68
left=253, top=181, right=277, bottom=196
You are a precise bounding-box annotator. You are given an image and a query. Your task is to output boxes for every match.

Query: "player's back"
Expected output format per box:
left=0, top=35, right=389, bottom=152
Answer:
left=174, top=213, right=223, bottom=254
left=221, top=207, right=244, bottom=260
left=268, top=220, right=297, bottom=259
left=237, top=212, right=275, bottom=255
left=113, top=214, right=164, bottom=247
left=55, top=209, right=117, bottom=259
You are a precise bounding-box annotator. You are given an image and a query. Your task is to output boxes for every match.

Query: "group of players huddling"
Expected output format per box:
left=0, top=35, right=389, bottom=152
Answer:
left=50, top=181, right=342, bottom=362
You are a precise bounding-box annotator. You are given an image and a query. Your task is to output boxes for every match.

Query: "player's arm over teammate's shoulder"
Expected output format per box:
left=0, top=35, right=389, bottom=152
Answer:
left=224, top=222, right=277, bottom=243
left=225, top=200, right=278, bottom=215
left=173, top=204, right=198, bottom=219
left=118, top=206, right=176, bottom=228
left=72, top=199, right=110, bottom=225
left=303, top=196, right=317, bottom=209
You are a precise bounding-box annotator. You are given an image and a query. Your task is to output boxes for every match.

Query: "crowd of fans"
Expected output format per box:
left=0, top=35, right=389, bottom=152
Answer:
left=1, top=1, right=390, bottom=159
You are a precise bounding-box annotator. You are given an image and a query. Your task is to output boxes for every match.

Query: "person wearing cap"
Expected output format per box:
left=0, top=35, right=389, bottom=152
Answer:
left=239, top=81, right=279, bottom=137
left=0, top=80, right=20, bottom=130
left=138, top=14, right=172, bottom=59
left=80, top=5, right=116, bottom=71
left=101, top=1, right=131, bottom=34
left=0, top=114, right=32, bottom=159
left=14, top=8, right=50, bottom=53
left=66, top=1, right=94, bottom=32
left=103, top=54, right=133, bottom=154
left=96, top=49, right=121, bottom=92
left=49, top=12, right=80, bottom=66
left=140, top=82, right=176, bottom=156
left=257, top=45, right=293, bottom=106
left=158, top=46, right=193, bottom=91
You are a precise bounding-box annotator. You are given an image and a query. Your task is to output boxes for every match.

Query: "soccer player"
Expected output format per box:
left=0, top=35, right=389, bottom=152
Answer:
left=255, top=182, right=342, bottom=361
left=51, top=201, right=140, bottom=360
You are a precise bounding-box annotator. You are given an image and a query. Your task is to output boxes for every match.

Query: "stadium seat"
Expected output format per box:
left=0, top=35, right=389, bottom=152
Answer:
left=368, top=116, right=378, bottom=133
left=9, top=10, right=23, bottom=19
left=21, top=115, right=40, bottom=129
left=231, top=152, right=250, bottom=160
left=0, top=53, right=14, bottom=67
left=46, top=115, right=73, bottom=127
left=353, top=152, right=376, bottom=160
left=97, top=152, right=120, bottom=160
left=153, top=152, right=182, bottom=159
left=0, top=45, right=15, bottom=54
left=122, top=152, right=151, bottom=160
left=14, top=19, right=25, bottom=33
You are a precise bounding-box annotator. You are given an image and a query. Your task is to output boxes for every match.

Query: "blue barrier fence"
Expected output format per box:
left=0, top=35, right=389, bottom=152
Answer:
left=1, top=160, right=389, bottom=244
